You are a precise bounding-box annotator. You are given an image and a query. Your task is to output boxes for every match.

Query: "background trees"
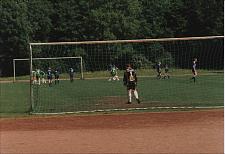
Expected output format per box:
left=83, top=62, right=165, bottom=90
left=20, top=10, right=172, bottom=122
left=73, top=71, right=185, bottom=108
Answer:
left=0, top=0, right=223, bottom=76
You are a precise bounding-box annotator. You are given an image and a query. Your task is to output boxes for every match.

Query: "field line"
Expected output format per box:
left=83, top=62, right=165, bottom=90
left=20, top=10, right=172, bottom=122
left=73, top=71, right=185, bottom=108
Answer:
left=31, top=106, right=224, bottom=115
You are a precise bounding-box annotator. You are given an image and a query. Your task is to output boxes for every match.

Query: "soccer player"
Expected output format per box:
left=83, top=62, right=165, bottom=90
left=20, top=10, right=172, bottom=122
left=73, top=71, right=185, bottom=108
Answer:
left=163, top=64, right=170, bottom=79
left=123, top=64, right=140, bottom=104
left=191, top=58, right=198, bottom=83
left=69, top=67, right=74, bottom=82
left=156, top=62, right=162, bottom=79
left=108, top=64, right=119, bottom=81
left=36, top=69, right=41, bottom=85
left=40, top=70, right=46, bottom=84
left=47, top=67, right=53, bottom=86
left=32, top=70, right=37, bottom=84
left=54, top=68, right=60, bottom=84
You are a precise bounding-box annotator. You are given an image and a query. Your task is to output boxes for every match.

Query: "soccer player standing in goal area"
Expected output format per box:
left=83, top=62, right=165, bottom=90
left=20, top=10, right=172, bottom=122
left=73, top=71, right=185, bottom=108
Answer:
left=47, top=67, right=53, bottom=86
left=36, top=69, right=41, bottom=85
left=69, top=67, right=74, bottom=82
left=54, top=68, right=60, bottom=84
left=191, top=58, right=198, bottom=83
left=108, top=64, right=119, bottom=81
left=40, top=70, right=46, bottom=84
left=32, top=70, right=36, bottom=84
left=123, top=64, right=140, bottom=104
left=156, top=62, right=162, bottom=79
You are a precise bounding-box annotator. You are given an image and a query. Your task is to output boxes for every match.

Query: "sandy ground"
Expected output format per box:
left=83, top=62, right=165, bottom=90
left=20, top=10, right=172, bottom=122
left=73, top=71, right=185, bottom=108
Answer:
left=0, top=109, right=223, bottom=154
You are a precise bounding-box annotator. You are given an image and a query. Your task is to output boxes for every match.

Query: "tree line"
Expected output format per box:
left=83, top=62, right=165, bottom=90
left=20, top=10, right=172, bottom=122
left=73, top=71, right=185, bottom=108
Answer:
left=0, top=0, right=223, bottom=76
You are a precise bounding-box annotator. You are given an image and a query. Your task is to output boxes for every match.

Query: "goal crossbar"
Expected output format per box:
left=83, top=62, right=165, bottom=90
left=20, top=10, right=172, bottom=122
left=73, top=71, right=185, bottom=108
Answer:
left=28, top=36, right=224, bottom=114
left=29, top=36, right=224, bottom=46
left=13, top=56, right=83, bottom=82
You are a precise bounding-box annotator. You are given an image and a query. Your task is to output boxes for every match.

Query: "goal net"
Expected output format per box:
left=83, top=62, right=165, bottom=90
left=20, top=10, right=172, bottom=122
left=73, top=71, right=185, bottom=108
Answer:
left=13, top=58, right=30, bottom=82
left=13, top=57, right=83, bottom=82
left=29, top=36, right=224, bottom=114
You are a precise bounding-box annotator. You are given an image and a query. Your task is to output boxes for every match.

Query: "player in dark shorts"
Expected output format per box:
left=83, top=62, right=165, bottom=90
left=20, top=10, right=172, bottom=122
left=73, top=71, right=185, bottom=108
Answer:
left=191, top=58, right=197, bottom=83
left=47, top=67, right=53, bottom=86
left=156, top=62, right=162, bottom=79
left=54, top=68, right=60, bottom=84
left=69, top=67, right=74, bottom=82
left=123, top=64, right=140, bottom=104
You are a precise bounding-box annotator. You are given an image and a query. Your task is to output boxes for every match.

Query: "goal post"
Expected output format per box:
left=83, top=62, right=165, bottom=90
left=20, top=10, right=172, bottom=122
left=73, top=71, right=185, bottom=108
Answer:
left=13, top=58, right=30, bottom=82
left=29, top=36, right=224, bottom=114
left=29, top=36, right=224, bottom=45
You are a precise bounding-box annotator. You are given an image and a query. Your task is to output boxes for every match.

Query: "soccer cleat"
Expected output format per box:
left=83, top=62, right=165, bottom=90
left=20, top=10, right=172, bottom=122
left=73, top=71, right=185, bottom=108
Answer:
left=127, top=101, right=131, bottom=104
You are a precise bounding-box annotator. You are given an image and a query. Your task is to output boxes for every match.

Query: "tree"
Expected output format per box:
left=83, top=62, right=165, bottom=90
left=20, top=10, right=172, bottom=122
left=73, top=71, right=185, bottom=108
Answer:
left=0, top=0, right=223, bottom=76
left=27, top=0, right=53, bottom=41
left=139, top=0, right=170, bottom=38
left=0, top=0, right=31, bottom=76
left=88, top=0, right=142, bottom=40
left=49, top=0, right=89, bottom=41
left=183, top=0, right=223, bottom=36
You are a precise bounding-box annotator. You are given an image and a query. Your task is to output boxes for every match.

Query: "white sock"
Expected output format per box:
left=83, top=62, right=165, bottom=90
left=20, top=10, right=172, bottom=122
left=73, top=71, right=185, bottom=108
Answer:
left=134, top=90, right=139, bottom=99
left=128, top=90, right=132, bottom=102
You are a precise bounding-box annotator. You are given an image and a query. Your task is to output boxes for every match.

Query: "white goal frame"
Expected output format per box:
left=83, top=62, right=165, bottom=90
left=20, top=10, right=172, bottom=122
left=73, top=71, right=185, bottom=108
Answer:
left=28, top=35, right=224, bottom=114
left=13, top=56, right=84, bottom=82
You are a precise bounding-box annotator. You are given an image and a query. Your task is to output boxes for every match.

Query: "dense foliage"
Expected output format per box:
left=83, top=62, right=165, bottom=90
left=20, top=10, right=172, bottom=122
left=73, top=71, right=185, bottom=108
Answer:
left=0, top=0, right=223, bottom=76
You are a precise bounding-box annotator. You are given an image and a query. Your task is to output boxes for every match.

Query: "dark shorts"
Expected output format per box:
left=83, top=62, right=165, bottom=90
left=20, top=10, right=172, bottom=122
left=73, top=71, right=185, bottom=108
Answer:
left=47, top=75, right=52, bottom=80
left=127, top=82, right=136, bottom=90
left=36, top=76, right=40, bottom=80
left=55, top=75, right=59, bottom=79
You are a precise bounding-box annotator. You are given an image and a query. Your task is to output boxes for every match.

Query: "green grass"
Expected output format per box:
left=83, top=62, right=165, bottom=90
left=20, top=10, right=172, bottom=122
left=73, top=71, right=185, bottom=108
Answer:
left=2, top=68, right=223, bottom=81
left=0, top=82, right=30, bottom=113
left=1, top=73, right=223, bottom=116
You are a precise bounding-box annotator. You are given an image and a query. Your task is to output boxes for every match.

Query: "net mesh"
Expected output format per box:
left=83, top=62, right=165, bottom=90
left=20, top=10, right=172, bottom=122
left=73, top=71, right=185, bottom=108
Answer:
left=29, top=36, right=224, bottom=113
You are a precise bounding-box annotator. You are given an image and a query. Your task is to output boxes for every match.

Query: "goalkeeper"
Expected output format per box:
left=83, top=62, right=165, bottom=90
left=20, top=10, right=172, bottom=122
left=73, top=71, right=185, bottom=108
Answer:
left=123, top=64, right=140, bottom=104
left=108, top=64, right=119, bottom=81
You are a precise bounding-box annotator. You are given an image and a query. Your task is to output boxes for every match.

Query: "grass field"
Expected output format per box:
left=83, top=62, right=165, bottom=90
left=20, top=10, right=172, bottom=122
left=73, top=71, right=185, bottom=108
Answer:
left=1, top=72, right=223, bottom=115
left=2, top=68, right=223, bottom=81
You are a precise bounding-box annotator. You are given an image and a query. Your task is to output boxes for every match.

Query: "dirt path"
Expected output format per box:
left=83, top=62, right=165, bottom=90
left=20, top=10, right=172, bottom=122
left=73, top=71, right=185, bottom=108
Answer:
left=0, top=109, right=223, bottom=154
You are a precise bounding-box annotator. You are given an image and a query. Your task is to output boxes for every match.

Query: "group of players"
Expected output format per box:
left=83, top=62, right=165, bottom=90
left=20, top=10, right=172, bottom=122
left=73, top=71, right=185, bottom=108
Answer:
left=32, top=67, right=75, bottom=86
left=32, top=58, right=197, bottom=104
left=108, top=62, right=171, bottom=82
left=109, top=58, right=198, bottom=104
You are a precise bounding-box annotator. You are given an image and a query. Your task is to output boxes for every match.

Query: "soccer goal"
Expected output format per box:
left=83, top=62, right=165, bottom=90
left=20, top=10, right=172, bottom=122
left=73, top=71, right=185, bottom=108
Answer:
left=29, top=36, right=224, bottom=114
left=13, top=57, right=83, bottom=82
